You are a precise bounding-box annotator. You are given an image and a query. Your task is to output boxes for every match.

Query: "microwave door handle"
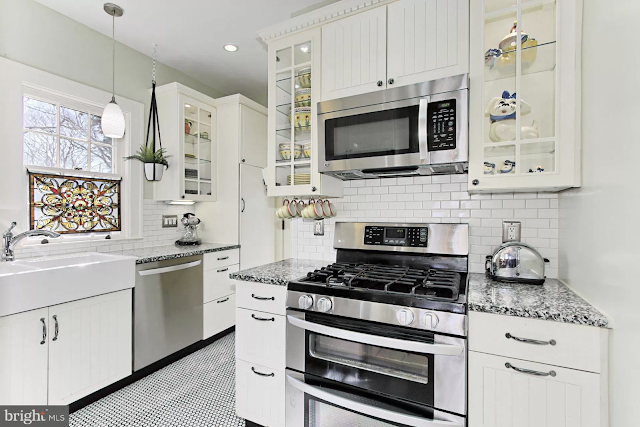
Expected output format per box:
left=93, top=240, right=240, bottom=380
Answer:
left=418, top=97, right=430, bottom=160
left=287, top=375, right=463, bottom=427
left=287, top=315, right=463, bottom=356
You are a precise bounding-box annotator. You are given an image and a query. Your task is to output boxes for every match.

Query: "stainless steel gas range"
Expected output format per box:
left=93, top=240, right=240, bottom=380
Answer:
left=285, top=222, right=469, bottom=427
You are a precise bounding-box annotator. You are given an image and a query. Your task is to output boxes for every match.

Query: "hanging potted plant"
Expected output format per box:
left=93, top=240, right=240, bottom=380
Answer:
left=125, top=142, right=171, bottom=181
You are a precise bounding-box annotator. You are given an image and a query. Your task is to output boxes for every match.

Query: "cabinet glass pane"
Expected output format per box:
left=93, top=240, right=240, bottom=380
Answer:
left=485, top=0, right=516, bottom=15
left=185, top=179, right=198, bottom=196
left=521, top=140, right=555, bottom=173
left=519, top=44, right=556, bottom=140
left=294, top=65, right=312, bottom=143
left=276, top=47, right=292, bottom=70
left=483, top=145, right=516, bottom=176
left=200, top=182, right=212, bottom=196
left=275, top=165, right=291, bottom=187
left=294, top=41, right=312, bottom=65
left=521, top=1, right=556, bottom=46
left=200, top=108, right=212, bottom=126
left=292, top=164, right=311, bottom=187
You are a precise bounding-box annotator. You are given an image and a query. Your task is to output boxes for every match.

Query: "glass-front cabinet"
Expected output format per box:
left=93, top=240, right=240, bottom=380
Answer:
left=468, top=0, right=582, bottom=192
left=266, top=28, right=343, bottom=198
left=153, top=83, right=217, bottom=201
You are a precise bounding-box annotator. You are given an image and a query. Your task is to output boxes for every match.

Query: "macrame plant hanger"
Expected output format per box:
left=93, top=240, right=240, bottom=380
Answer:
left=145, top=44, right=163, bottom=181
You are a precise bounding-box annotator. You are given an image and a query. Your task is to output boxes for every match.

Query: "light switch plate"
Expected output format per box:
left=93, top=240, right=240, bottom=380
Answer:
left=314, top=219, right=324, bottom=236
left=502, top=221, right=521, bottom=242
left=162, top=215, right=178, bottom=228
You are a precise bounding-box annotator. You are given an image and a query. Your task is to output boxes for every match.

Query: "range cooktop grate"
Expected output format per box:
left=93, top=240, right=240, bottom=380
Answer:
left=302, top=262, right=461, bottom=302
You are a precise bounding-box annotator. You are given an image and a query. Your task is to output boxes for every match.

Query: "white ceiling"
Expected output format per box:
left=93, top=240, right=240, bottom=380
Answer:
left=34, top=0, right=325, bottom=100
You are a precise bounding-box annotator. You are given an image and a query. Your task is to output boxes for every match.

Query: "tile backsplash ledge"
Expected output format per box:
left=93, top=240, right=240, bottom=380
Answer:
left=290, top=174, right=559, bottom=278
left=15, top=200, right=194, bottom=258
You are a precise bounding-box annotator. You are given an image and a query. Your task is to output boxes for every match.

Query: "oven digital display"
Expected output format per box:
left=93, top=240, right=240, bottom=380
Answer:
left=385, top=228, right=406, bottom=239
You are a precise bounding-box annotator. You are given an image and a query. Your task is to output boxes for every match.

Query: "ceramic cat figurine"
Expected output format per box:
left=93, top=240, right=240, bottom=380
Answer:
left=485, top=91, right=539, bottom=142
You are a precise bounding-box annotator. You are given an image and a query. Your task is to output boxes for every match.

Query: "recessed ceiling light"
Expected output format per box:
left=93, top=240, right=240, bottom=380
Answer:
left=224, top=44, right=238, bottom=52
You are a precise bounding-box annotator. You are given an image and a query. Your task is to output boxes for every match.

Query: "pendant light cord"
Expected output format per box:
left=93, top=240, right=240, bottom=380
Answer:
left=112, top=13, right=116, bottom=100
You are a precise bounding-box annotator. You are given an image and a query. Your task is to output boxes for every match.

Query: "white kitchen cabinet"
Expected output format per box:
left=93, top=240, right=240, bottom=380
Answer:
left=0, top=290, right=132, bottom=406
left=321, top=6, right=388, bottom=100
left=240, top=105, right=268, bottom=168
left=240, top=164, right=275, bottom=269
left=468, top=0, right=582, bottom=192
left=235, top=280, right=287, bottom=426
left=236, top=359, right=286, bottom=427
left=387, top=0, right=469, bottom=88
left=0, top=308, right=49, bottom=405
left=469, top=351, right=602, bottom=427
left=153, top=82, right=218, bottom=201
left=48, top=290, right=132, bottom=406
left=236, top=308, right=286, bottom=371
left=266, top=28, right=344, bottom=198
left=203, top=294, right=236, bottom=340
left=204, top=264, right=239, bottom=303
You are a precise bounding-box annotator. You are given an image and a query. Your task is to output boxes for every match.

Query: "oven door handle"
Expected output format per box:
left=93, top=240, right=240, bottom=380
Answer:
left=287, top=315, right=463, bottom=356
left=418, top=97, right=430, bottom=160
left=287, top=375, right=463, bottom=427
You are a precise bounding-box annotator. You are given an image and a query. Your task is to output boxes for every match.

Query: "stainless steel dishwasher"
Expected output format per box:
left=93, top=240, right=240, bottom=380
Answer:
left=134, top=255, right=203, bottom=371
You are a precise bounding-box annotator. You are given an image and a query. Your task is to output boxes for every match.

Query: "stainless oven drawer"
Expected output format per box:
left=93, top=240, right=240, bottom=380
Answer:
left=286, top=370, right=466, bottom=427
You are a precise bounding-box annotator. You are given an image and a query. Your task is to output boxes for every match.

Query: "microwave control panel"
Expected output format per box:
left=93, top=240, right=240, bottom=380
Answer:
left=364, top=226, right=428, bottom=247
left=427, top=99, right=456, bottom=151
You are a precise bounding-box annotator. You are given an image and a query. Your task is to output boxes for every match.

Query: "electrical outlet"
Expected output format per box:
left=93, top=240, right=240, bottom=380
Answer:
left=162, top=215, right=178, bottom=228
left=314, top=219, right=325, bottom=236
left=502, top=221, right=521, bottom=242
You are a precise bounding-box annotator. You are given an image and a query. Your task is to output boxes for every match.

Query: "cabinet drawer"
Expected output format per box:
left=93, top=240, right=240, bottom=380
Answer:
left=203, top=294, right=235, bottom=340
left=236, top=281, right=287, bottom=316
left=204, top=264, right=238, bottom=303
left=236, top=308, right=285, bottom=371
left=236, top=359, right=285, bottom=427
left=204, top=249, right=239, bottom=270
left=469, top=351, right=602, bottom=427
left=469, top=311, right=606, bottom=373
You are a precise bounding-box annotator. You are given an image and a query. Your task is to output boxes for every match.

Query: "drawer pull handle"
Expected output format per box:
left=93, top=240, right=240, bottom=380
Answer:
left=252, top=314, right=275, bottom=322
left=217, top=267, right=229, bottom=273
left=251, top=294, right=275, bottom=301
left=252, top=367, right=275, bottom=377
left=217, top=298, right=230, bottom=304
left=217, top=256, right=229, bottom=261
left=40, top=318, right=47, bottom=345
left=506, top=333, right=556, bottom=346
left=505, top=362, right=556, bottom=377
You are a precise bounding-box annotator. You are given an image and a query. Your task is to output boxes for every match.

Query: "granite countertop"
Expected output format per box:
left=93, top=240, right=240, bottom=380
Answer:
left=468, top=273, right=609, bottom=328
left=117, top=243, right=240, bottom=264
left=230, top=259, right=328, bottom=286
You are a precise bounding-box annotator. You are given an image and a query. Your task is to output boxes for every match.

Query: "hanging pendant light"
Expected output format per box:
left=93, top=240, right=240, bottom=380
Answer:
left=101, top=3, right=125, bottom=138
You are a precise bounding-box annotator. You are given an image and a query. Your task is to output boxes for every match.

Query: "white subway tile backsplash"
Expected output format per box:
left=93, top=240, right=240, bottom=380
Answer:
left=291, top=175, right=558, bottom=278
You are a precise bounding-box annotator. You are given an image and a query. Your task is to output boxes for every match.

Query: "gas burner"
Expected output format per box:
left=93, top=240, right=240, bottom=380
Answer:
left=303, top=262, right=461, bottom=302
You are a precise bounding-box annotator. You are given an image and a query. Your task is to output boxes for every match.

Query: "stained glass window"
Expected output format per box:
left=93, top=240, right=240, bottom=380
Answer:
left=29, top=172, right=121, bottom=234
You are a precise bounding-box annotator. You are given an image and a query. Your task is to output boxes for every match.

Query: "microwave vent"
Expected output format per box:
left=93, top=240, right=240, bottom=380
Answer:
left=429, top=163, right=466, bottom=175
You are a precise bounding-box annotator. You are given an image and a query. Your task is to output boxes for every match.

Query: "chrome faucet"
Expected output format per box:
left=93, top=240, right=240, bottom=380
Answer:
left=2, top=222, right=61, bottom=262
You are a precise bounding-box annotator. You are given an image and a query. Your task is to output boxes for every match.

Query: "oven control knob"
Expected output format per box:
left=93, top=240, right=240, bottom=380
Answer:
left=396, top=309, right=415, bottom=326
left=298, top=295, right=314, bottom=310
left=316, top=297, right=333, bottom=313
left=422, top=312, right=440, bottom=329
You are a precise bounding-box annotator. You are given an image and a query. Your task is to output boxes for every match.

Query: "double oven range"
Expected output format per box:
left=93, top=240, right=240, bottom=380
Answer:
left=285, top=222, right=469, bottom=427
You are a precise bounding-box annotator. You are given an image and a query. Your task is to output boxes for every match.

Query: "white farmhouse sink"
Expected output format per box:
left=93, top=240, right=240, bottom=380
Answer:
left=0, top=252, right=137, bottom=317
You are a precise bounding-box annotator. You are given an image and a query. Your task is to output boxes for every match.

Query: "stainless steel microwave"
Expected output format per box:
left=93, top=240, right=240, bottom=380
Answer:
left=318, top=75, right=468, bottom=180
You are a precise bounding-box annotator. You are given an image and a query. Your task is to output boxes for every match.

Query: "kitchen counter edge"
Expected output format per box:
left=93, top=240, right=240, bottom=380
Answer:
left=117, top=243, right=240, bottom=264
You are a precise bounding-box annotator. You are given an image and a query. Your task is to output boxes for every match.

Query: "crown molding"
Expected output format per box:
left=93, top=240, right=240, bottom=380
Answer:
left=257, top=0, right=398, bottom=43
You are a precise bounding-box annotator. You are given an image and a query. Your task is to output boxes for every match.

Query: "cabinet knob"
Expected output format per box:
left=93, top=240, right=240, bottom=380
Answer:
left=242, top=159, right=245, bottom=162
left=311, top=186, right=317, bottom=192
left=377, top=80, right=383, bottom=87
left=388, top=78, right=395, bottom=85
left=181, top=195, right=185, bottom=199
left=472, top=179, right=479, bottom=186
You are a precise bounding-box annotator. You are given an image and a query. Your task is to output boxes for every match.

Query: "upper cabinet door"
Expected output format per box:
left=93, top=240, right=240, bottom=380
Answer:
left=321, top=7, right=387, bottom=101
left=240, top=105, right=268, bottom=168
left=387, top=0, right=470, bottom=87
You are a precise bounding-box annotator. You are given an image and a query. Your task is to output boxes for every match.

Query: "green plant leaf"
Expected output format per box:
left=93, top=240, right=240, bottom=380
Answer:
left=124, top=141, right=171, bottom=169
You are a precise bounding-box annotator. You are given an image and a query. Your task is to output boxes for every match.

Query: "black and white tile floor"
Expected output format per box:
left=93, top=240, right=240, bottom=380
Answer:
left=70, top=332, right=245, bottom=427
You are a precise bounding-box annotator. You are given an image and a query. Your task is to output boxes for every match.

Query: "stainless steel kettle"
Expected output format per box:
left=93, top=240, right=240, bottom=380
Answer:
left=485, top=242, right=549, bottom=285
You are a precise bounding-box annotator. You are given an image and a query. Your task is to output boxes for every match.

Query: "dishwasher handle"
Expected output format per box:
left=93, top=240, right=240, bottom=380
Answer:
left=138, top=260, right=202, bottom=276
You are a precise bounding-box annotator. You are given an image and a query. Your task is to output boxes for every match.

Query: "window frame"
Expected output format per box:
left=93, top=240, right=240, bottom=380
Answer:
left=22, top=90, right=119, bottom=176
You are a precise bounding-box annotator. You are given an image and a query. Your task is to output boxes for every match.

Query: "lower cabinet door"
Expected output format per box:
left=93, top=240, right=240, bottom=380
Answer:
left=203, top=294, right=235, bottom=339
left=236, top=359, right=285, bottom=427
left=469, top=351, right=602, bottom=427
left=0, top=307, right=49, bottom=405
left=48, top=290, right=132, bottom=406
left=236, top=308, right=286, bottom=371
